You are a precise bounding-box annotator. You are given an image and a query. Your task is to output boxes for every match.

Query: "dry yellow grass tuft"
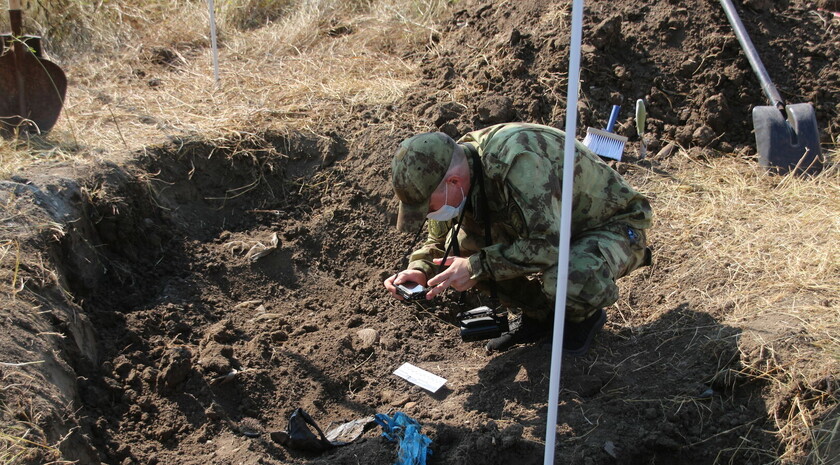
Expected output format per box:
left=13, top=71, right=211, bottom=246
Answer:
left=0, top=0, right=450, bottom=170
left=637, top=150, right=839, bottom=325
left=0, top=364, right=65, bottom=465
left=633, top=149, right=839, bottom=463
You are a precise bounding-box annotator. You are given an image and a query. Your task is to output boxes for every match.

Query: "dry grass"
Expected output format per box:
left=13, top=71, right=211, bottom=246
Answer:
left=650, top=156, right=838, bottom=322
left=633, top=147, right=840, bottom=463
left=0, top=0, right=450, bottom=173
left=0, top=366, right=64, bottom=465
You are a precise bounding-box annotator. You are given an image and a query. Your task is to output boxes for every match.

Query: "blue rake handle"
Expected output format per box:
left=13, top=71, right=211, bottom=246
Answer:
left=605, top=105, right=620, bottom=132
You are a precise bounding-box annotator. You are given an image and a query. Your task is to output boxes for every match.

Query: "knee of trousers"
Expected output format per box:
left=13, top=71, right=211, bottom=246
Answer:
left=550, top=253, right=619, bottom=321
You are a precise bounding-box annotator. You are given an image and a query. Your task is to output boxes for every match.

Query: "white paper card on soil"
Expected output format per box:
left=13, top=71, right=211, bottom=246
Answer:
left=393, top=363, right=446, bottom=393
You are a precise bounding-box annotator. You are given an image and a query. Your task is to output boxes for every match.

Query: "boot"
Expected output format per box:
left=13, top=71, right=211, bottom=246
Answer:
left=485, top=309, right=607, bottom=355
left=562, top=309, right=606, bottom=356
left=485, top=314, right=549, bottom=353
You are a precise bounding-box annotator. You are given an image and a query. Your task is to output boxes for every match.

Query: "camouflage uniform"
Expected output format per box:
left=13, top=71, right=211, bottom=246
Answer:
left=405, top=123, right=652, bottom=322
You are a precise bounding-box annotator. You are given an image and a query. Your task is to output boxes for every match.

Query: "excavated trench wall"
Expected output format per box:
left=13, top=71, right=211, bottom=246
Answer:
left=3, top=132, right=348, bottom=464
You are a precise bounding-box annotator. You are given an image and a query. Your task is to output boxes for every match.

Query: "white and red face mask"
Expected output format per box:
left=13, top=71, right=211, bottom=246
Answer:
left=426, top=184, right=466, bottom=222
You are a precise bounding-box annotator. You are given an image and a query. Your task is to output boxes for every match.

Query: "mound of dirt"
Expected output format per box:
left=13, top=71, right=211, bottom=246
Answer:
left=406, top=0, right=838, bottom=156
left=1, top=1, right=837, bottom=464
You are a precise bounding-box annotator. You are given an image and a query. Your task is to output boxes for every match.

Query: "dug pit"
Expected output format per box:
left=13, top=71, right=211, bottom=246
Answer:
left=1, top=129, right=786, bottom=464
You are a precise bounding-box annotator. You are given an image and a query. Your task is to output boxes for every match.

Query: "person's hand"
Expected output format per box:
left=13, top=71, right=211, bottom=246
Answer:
left=383, top=269, right=428, bottom=300
left=425, top=256, right=477, bottom=299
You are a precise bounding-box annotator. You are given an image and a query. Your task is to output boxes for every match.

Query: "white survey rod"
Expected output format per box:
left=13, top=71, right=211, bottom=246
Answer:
left=544, top=0, right=584, bottom=463
left=207, top=0, right=220, bottom=85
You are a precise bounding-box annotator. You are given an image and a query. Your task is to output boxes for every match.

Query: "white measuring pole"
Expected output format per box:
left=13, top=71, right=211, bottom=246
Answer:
left=544, top=0, right=584, bottom=463
left=207, top=0, right=220, bottom=85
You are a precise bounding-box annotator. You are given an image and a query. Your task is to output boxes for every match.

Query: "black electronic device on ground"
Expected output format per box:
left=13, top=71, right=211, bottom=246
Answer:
left=457, top=306, right=509, bottom=342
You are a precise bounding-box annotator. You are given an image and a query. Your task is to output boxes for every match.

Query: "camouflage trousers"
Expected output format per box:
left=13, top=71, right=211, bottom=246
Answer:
left=474, top=223, right=651, bottom=322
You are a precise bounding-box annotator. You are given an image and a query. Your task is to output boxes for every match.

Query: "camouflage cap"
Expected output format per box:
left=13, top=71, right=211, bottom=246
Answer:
left=391, top=132, right=456, bottom=232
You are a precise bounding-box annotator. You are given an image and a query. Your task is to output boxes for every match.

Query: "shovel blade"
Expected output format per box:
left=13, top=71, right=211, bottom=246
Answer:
left=753, top=103, right=822, bottom=175
left=0, top=48, right=67, bottom=138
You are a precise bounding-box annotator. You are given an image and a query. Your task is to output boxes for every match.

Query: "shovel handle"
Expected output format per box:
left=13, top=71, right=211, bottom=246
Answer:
left=719, top=0, right=785, bottom=110
left=7, top=0, right=27, bottom=123
left=9, top=0, right=22, bottom=36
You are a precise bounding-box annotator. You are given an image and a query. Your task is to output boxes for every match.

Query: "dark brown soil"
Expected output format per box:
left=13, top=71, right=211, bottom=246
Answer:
left=1, top=1, right=837, bottom=464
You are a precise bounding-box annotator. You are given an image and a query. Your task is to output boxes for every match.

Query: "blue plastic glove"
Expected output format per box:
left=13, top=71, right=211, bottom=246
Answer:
left=374, top=412, right=432, bottom=465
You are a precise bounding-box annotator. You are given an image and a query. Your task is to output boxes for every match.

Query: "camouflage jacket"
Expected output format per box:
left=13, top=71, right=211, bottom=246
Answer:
left=408, top=123, right=653, bottom=282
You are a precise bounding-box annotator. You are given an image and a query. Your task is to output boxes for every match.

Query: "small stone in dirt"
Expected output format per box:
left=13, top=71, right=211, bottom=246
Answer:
left=270, top=330, right=289, bottom=342
left=356, top=328, right=379, bottom=348
left=513, top=366, right=529, bottom=383
left=302, top=324, right=319, bottom=333
left=404, top=401, right=417, bottom=410
left=603, top=441, right=618, bottom=459
left=678, top=58, right=698, bottom=78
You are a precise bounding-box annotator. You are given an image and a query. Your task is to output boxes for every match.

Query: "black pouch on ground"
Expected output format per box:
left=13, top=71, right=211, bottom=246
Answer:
left=270, top=408, right=335, bottom=452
